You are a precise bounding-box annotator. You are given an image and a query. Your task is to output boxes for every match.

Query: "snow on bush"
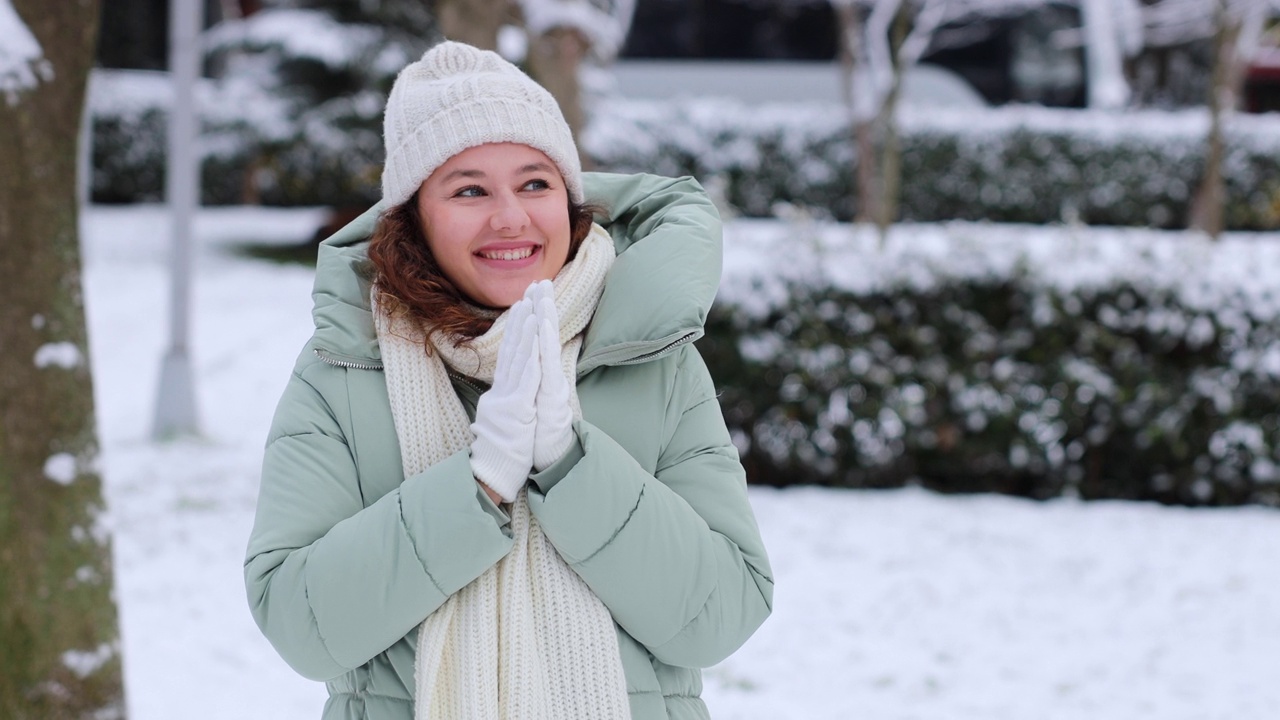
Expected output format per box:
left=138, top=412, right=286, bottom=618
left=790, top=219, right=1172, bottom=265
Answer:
left=708, top=220, right=1280, bottom=505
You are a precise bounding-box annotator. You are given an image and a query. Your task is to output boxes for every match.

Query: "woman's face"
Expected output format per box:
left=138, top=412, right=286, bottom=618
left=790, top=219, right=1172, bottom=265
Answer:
left=416, top=142, right=572, bottom=309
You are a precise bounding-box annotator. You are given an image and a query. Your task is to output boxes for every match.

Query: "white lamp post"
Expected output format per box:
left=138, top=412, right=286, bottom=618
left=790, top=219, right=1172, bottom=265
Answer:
left=152, top=0, right=202, bottom=439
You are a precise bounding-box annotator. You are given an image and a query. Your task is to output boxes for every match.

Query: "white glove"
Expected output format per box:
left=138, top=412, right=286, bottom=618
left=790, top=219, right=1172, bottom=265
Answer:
left=529, top=281, right=576, bottom=471
left=470, top=297, right=539, bottom=502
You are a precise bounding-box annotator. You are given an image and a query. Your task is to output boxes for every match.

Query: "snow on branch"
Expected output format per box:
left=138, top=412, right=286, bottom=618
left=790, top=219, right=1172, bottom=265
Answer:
left=520, top=0, right=636, bottom=59
left=0, top=0, right=53, bottom=104
left=847, top=0, right=954, bottom=123
left=205, top=8, right=381, bottom=70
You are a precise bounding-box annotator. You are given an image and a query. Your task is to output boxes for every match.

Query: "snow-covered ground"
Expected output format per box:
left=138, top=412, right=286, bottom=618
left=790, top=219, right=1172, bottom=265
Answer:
left=83, top=205, right=1280, bottom=720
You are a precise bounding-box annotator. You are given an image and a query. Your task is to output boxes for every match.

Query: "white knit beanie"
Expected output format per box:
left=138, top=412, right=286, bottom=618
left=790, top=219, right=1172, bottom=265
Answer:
left=381, top=41, right=584, bottom=207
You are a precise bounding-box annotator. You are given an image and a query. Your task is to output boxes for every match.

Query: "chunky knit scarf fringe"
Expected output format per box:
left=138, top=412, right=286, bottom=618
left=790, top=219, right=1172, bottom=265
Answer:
left=374, top=225, right=631, bottom=720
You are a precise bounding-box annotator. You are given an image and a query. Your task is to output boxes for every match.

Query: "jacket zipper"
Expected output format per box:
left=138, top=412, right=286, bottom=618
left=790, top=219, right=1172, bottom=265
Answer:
left=314, top=349, right=383, bottom=371
left=446, top=370, right=486, bottom=394
left=314, top=349, right=486, bottom=396
left=610, top=331, right=699, bottom=367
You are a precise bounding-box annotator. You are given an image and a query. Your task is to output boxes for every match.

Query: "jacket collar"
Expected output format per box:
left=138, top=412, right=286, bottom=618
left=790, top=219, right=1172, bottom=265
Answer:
left=308, top=173, right=722, bottom=373
left=310, top=207, right=384, bottom=368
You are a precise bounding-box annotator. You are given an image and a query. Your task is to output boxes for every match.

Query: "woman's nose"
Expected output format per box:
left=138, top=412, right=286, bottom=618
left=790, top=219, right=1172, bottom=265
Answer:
left=490, top=196, right=530, bottom=234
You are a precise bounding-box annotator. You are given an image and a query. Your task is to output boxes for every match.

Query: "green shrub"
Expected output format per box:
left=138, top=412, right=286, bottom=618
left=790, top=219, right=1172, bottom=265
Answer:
left=702, top=223, right=1280, bottom=506
left=89, top=109, right=381, bottom=207
left=91, top=108, right=167, bottom=204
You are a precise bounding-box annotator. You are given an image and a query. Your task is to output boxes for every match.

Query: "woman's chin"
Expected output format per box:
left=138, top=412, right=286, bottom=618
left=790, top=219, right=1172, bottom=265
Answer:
left=469, top=275, right=548, bottom=310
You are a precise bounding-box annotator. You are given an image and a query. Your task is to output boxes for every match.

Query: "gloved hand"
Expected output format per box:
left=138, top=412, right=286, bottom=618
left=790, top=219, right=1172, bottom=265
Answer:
left=470, top=296, right=539, bottom=503
left=529, top=280, right=576, bottom=471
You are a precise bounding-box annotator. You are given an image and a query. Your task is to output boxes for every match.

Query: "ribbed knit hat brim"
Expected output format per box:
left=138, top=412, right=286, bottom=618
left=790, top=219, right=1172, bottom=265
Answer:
left=381, top=42, right=583, bottom=207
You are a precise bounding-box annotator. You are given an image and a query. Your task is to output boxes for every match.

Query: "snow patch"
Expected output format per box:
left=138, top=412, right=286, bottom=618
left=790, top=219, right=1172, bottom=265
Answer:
left=44, top=453, right=77, bottom=485
left=497, top=24, right=529, bottom=63
left=61, top=643, right=114, bottom=679
left=0, top=0, right=51, bottom=103
left=521, top=0, right=632, bottom=59
left=35, top=341, right=82, bottom=369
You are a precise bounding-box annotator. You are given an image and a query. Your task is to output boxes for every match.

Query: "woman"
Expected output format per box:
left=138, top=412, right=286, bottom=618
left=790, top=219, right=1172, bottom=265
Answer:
left=246, top=41, right=773, bottom=720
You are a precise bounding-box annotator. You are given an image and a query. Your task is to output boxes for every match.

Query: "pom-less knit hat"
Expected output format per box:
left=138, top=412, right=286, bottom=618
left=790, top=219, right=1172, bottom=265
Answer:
left=381, top=41, right=583, bottom=207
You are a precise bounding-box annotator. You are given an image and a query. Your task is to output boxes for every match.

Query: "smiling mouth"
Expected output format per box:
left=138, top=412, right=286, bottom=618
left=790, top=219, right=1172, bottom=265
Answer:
left=477, top=246, right=538, bottom=261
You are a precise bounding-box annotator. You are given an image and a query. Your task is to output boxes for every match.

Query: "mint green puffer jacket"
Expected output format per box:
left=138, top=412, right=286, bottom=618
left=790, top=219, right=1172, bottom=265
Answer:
left=246, top=173, right=774, bottom=720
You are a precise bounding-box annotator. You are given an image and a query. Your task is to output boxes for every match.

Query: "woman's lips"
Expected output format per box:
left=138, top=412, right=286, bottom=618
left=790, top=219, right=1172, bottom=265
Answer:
left=474, top=244, right=542, bottom=266
left=477, top=246, right=537, bottom=261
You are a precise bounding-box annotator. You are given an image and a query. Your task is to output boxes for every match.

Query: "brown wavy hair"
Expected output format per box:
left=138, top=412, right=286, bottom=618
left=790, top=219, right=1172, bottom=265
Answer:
left=367, top=193, right=600, bottom=345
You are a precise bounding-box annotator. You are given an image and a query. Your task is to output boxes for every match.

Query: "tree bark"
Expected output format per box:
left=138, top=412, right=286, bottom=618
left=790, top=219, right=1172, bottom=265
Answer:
left=0, top=1, right=126, bottom=718
left=835, top=2, right=880, bottom=225
left=1191, top=0, right=1243, bottom=239
left=434, top=0, right=517, bottom=51
left=526, top=24, right=591, bottom=168
left=875, top=1, right=912, bottom=238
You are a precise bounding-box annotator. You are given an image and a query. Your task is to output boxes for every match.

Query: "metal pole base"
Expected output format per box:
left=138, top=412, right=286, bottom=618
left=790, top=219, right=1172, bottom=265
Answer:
left=152, top=349, right=199, bottom=439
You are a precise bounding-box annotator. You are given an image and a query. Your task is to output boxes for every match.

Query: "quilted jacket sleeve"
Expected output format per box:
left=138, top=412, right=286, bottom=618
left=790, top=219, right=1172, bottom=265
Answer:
left=244, top=360, right=513, bottom=681
left=526, top=347, right=774, bottom=669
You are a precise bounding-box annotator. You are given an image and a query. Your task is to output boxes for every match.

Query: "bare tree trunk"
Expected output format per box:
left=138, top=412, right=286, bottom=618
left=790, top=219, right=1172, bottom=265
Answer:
left=526, top=25, right=591, bottom=167
left=0, top=1, right=126, bottom=718
left=875, top=1, right=912, bottom=237
left=1191, top=0, right=1243, bottom=239
left=877, top=113, right=900, bottom=235
left=836, top=2, right=880, bottom=225
left=434, top=0, right=517, bottom=50
left=854, top=122, right=881, bottom=224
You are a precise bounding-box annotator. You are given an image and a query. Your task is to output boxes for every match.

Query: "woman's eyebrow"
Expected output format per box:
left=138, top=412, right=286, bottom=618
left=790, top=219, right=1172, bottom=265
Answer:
left=438, top=168, right=485, bottom=184
left=518, top=162, right=556, bottom=174
left=438, top=162, right=554, bottom=184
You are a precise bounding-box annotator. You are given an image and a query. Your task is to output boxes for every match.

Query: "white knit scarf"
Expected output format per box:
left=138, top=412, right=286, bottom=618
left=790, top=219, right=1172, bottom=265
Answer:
left=373, top=225, right=631, bottom=720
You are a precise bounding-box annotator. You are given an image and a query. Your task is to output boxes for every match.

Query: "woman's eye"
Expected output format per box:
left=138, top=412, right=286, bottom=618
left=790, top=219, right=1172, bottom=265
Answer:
left=523, top=178, right=551, bottom=191
left=454, top=186, right=485, bottom=198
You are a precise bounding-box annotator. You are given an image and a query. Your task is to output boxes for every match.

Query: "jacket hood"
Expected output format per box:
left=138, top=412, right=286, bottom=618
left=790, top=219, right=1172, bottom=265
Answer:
left=307, top=172, right=723, bottom=373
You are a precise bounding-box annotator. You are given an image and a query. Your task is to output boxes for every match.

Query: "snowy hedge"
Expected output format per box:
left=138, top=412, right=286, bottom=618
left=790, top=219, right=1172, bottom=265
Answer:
left=584, top=100, right=1280, bottom=231
left=705, top=221, right=1280, bottom=506
left=92, top=76, right=1280, bottom=230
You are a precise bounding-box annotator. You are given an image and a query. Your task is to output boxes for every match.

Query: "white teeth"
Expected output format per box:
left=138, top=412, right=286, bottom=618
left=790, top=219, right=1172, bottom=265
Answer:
left=479, top=247, right=536, bottom=261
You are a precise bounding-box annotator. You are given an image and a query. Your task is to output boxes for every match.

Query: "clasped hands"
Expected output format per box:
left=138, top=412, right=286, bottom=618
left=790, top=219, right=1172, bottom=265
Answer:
left=469, top=280, right=574, bottom=504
